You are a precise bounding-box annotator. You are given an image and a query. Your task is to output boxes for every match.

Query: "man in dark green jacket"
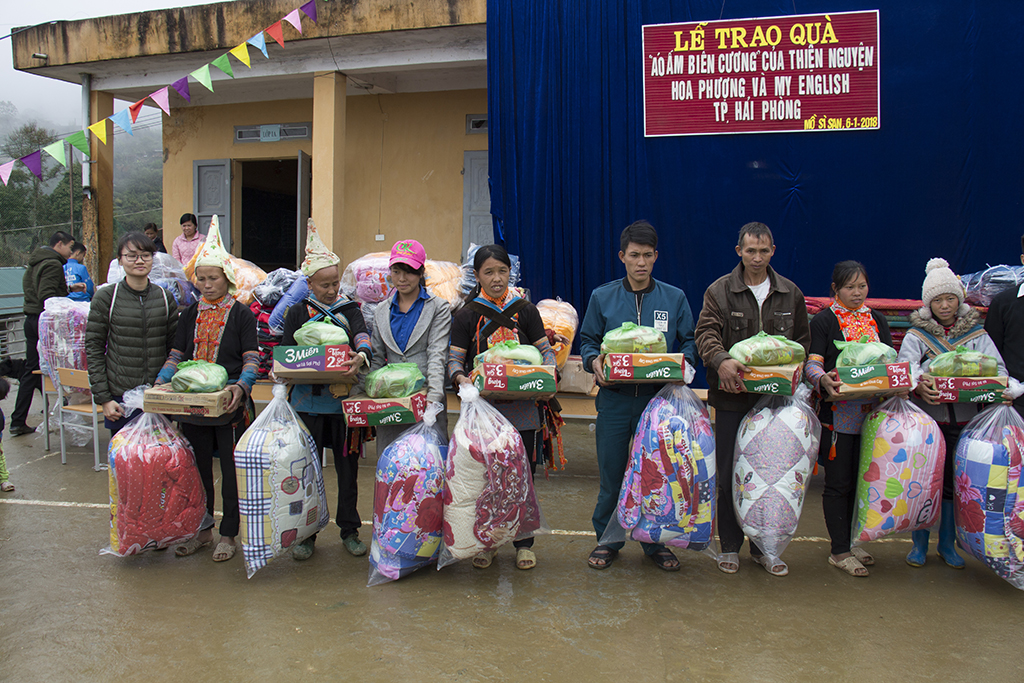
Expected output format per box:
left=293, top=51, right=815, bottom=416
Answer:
left=10, top=231, right=76, bottom=436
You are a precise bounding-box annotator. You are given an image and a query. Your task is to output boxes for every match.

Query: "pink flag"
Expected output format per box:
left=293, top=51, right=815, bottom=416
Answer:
left=149, top=87, right=171, bottom=115
left=0, top=160, right=14, bottom=186
left=172, top=77, right=191, bottom=103
left=283, top=9, right=302, bottom=34
left=300, top=1, right=318, bottom=23
left=20, top=150, right=43, bottom=180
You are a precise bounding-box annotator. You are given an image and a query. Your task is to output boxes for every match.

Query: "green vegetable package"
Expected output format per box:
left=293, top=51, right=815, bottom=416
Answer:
left=474, top=340, right=545, bottom=367
left=293, top=320, right=350, bottom=346
left=365, top=363, right=426, bottom=398
left=834, top=336, right=898, bottom=367
left=170, top=360, right=229, bottom=393
left=928, top=346, right=999, bottom=377
left=600, top=322, right=668, bottom=354
left=729, top=331, right=806, bottom=366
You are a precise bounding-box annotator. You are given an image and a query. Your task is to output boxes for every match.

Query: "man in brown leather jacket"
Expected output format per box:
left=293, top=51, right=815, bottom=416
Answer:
left=694, top=222, right=810, bottom=576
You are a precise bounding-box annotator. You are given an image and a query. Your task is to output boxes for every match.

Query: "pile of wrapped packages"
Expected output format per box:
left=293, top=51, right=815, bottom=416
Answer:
left=341, top=251, right=465, bottom=316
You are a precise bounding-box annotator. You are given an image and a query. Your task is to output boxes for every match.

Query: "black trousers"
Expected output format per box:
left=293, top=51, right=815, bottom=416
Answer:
left=939, top=422, right=963, bottom=501
left=715, top=408, right=763, bottom=556
left=300, top=412, right=361, bottom=539
left=11, top=313, right=40, bottom=427
left=821, top=431, right=860, bottom=555
left=182, top=421, right=245, bottom=538
left=513, top=430, right=538, bottom=550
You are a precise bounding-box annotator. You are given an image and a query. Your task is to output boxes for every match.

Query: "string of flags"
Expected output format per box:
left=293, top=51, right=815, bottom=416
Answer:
left=0, top=0, right=319, bottom=187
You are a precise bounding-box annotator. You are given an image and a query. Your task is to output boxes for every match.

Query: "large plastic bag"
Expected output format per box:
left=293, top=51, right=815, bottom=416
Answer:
left=439, top=384, right=546, bottom=566
left=37, top=297, right=90, bottom=393
left=170, top=360, right=229, bottom=393
left=601, top=384, right=717, bottom=553
left=835, top=335, right=898, bottom=367
left=231, top=258, right=269, bottom=305
left=733, top=384, right=820, bottom=565
left=954, top=405, right=1024, bottom=589
left=292, top=320, right=350, bottom=346
left=600, top=322, right=668, bottom=354
left=234, top=383, right=330, bottom=578
left=253, top=268, right=301, bottom=308
left=268, top=275, right=308, bottom=334
left=365, top=363, right=425, bottom=399
left=962, top=264, right=1024, bottom=307
left=853, top=397, right=944, bottom=543
left=361, top=301, right=380, bottom=338
left=107, top=252, right=187, bottom=285
left=369, top=402, right=448, bottom=586
left=153, top=277, right=198, bottom=307
left=101, top=386, right=206, bottom=556
left=537, top=298, right=579, bottom=369
left=474, top=340, right=544, bottom=367
left=928, top=346, right=999, bottom=377
left=424, top=260, right=463, bottom=310
left=729, top=331, right=806, bottom=366
left=341, top=252, right=391, bottom=303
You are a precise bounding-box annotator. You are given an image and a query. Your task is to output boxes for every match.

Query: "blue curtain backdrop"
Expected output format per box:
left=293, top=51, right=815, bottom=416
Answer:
left=487, top=0, right=1023, bottom=316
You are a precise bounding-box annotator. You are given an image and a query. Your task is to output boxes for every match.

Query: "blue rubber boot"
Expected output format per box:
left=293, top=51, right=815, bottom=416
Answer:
left=906, top=530, right=929, bottom=567
left=937, top=500, right=965, bottom=569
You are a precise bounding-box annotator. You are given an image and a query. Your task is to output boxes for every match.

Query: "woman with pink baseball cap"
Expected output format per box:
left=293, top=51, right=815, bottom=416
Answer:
left=366, top=239, right=453, bottom=455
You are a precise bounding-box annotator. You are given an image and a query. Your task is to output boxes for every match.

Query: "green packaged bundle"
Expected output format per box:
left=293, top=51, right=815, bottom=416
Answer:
left=293, top=320, right=350, bottom=346
left=170, top=360, right=229, bottom=393
left=928, top=346, right=999, bottom=377
left=599, top=322, right=668, bottom=354
left=729, top=331, right=806, bottom=366
left=365, top=363, right=426, bottom=398
left=834, top=335, right=898, bottom=367
left=474, top=340, right=545, bottom=367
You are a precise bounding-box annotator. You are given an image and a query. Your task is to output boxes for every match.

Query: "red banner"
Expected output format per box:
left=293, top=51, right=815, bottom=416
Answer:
left=643, top=11, right=879, bottom=136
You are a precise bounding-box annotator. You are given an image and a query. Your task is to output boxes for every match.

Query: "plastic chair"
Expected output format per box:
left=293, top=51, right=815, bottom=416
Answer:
left=55, top=367, right=105, bottom=471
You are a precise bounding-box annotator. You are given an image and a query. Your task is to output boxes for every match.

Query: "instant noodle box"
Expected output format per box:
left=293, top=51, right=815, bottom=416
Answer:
left=143, top=384, right=232, bottom=418
left=603, top=353, right=685, bottom=383
left=740, top=363, right=803, bottom=396
left=471, top=363, right=557, bottom=399
left=830, top=362, right=912, bottom=401
left=932, top=376, right=1008, bottom=404
left=342, top=390, right=428, bottom=427
left=272, top=344, right=354, bottom=384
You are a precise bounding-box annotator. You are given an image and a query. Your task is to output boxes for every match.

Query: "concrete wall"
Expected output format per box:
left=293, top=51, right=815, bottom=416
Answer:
left=162, top=88, right=487, bottom=267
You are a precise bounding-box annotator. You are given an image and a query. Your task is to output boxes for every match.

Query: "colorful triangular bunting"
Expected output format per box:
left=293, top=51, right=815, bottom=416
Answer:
left=190, top=64, right=214, bottom=92
left=66, top=131, right=90, bottom=157
left=20, top=150, right=43, bottom=180
left=88, top=120, right=108, bottom=145
left=211, top=54, right=234, bottom=79
left=283, top=9, right=303, bottom=34
left=149, top=87, right=171, bottom=116
left=171, top=77, right=191, bottom=103
left=247, top=32, right=269, bottom=59
left=229, top=43, right=251, bottom=68
left=300, top=0, right=318, bottom=23
left=128, top=98, right=147, bottom=123
left=42, top=140, right=67, bottom=168
left=110, top=109, right=134, bottom=136
left=266, top=21, right=285, bottom=49
left=0, top=160, right=14, bottom=186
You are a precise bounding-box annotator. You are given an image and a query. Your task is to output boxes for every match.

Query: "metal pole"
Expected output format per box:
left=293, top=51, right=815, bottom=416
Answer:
left=68, top=141, right=73, bottom=236
left=81, top=73, right=91, bottom=197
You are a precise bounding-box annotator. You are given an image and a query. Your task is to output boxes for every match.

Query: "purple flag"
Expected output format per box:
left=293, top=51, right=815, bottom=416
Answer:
left=300, top=0, right=318, bottom=23
left=172, top=77, right=191, bottom=103
left=19, top=150, right=43, bottom=180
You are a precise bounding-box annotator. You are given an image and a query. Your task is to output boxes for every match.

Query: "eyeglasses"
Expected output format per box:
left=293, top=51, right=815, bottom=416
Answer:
left=120, top=252, right=153, bottom=263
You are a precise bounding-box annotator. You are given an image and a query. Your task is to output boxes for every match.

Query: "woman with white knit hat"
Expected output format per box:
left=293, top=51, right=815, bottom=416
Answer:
left=897, top=257, right=1008, bottom=568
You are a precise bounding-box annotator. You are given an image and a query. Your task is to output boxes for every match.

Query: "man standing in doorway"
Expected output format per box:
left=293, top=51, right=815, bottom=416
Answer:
left=172, top=213, right=202, bottom=266
left=579, top=220, right=697, bottom=572
left=9, top=231, right=76, bottom=436
left=694, top=222, right=810, bottom=575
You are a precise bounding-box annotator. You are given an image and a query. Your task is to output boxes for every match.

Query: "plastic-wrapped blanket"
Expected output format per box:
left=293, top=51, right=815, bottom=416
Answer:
left=38, top=297, right=90, bottom=393
left=439, top=384, right=545, bottom=566
left=235, top=384, right=330, bottom=578
left=369, top=403, right=448, bottom=585
left=954, top=405, right=1024, bottom=589
left=425, top=260, right=463, bottom=310
left=733, top=385, right=820, bottom=564
left=268, top=276, right=308, bottom=334
left=729, top=331, right=806, bottom=366
left=853, top=397, right=944, bottom=542
left=102, top=387, right=206, bottom=556
left=537, top=298, right=579, bottom=369
left=342, top=252, right=391, bottom=303
left=254, top=268, right=302, bottom=308
left=602, top=384, right=716, bottom=551
left=962, top=264, right=1024, bottom=307
left=153, top=277, right=198, bottom=307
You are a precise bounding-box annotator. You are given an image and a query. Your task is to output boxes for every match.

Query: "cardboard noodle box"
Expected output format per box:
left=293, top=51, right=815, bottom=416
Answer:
left=603, top=353, right=685, bottom=383
left=933, top=376, right=1008, bottom=404
left=741, top=363, right=803, bottom=396
left=830, top=362, right=912, bottom=401
left=471, top=363, right=557, bottom=399
left=559, top=356, right=598, bottom=396
left=342, top=390, right=428, bottom=427
left=143, top=385, right=232, bottom=418
left=272, top=344, right=354, bottom=384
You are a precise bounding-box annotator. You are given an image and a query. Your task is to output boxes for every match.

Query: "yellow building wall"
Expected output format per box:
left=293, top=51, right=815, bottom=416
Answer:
left=162, top=89, right=487, bottom=268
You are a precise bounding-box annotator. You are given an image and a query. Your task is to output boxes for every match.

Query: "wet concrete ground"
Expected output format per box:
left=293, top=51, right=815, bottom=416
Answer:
left=1, top=390, right=1021, bottom=682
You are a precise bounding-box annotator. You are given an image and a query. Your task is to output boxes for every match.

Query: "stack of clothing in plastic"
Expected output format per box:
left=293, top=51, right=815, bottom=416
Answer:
left=250, top=269, right=301, bottom=378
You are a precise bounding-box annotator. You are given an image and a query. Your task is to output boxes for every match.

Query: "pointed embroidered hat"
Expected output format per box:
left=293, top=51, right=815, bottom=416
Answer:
left=301, top=218, right=340, bottom=277
left=194, top=215, right=237, bottom=293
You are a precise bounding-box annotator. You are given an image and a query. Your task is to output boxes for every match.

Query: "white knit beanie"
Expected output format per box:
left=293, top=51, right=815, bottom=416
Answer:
left=919, top=257, right=969, bottom=319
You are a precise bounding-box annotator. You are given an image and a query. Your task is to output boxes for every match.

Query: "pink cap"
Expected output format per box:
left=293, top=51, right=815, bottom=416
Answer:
left=389, top=239, right=426, bottom=269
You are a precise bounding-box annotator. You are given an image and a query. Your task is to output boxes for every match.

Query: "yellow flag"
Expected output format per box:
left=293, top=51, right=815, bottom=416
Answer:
left=88, top=120, right=108, bottom=145
left=229, top=43, right=251, bottom=68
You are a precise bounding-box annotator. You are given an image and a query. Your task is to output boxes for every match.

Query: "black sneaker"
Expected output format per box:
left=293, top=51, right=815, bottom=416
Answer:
left=9, top=424, right=34, bottom=437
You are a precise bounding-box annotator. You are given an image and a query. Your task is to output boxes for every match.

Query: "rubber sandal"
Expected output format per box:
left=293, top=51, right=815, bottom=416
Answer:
left=472, top=549, right=497, bottom=569
left=292, top=538, right=315, bottom=561
left=717, top=552, right=740, bottom=574
left=648, top=546, right=681, bottom=572
left=0, top=482, right=14, bottom=493
left=212, top=541, right=237, bottom=562
left=753, top=554, right=789, bottom=576
left=342, top=535, right=367, bottom=557
left=587, top=545, right=618, bottom=570
left=174, top=535, right=211, bottom=557
left=851, top=546, right=875, bottom=566
left=829, top=554, right=868, bottom=577
left=516, top=548, right=537, bottom=570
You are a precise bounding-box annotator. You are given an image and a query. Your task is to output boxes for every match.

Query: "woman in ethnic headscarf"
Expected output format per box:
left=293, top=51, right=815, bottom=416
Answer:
left=282, top=219, right=373, bottom=561
left=157, top=218, right=260, bottom=563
